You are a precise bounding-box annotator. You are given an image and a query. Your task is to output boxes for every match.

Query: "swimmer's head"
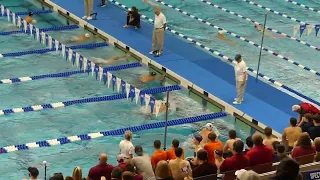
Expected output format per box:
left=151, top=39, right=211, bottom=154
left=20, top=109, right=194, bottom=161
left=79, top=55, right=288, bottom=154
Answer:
left=218, top=30, right=226, bottom=34
left=85, top=33, right=90, bottom=38
left=29, top=12, right=34, bottom=16
left=150, top=72, right=156, bottom=76
left=205, top=123, right=213, bottom=131
left=193, top=133, right=203, bottom=144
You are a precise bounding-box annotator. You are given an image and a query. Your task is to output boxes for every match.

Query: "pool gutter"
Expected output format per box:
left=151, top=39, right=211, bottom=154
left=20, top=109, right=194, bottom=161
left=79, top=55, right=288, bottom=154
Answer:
left=36, top=0, right=281, bottom=138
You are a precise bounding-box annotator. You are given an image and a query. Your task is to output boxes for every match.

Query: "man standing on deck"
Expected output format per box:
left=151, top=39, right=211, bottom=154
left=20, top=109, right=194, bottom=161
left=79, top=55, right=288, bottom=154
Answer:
left=149, top=6, right=166, bottom=57
left=233, top=54, right=247, bottom=105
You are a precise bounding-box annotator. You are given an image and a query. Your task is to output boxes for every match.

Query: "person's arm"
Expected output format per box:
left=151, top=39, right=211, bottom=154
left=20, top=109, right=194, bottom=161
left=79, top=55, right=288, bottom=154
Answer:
left=223, top=140, right=229, bottom=153
left=282, top=129, right=288, bottom=147
left=242, top=66, right=247, bottom=82
left=144, top=0, right=160, bottom=7
left=163, top=15, right=167, bottom=30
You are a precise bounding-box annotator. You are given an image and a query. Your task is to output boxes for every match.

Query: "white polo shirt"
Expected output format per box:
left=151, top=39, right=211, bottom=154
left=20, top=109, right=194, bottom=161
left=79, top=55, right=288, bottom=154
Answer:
left=154, top=13, right=166, bottom=29
left=234, top=60, right=247, bottom=82
left=119, top=139, right=134, bottom=158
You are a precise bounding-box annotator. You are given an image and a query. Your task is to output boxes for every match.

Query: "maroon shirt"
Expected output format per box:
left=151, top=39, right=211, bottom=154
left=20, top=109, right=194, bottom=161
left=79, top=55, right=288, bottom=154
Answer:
left=246, top=144, right=273, bottom=166
left=133, top=174, right=143, bottom=180
left=88, top=163, right=114, bottom=180
left=220, top=153, right=250, bottom=173
left=291, top=146, right=316, bottom=158
left=117, top=162, right=127, bottom=171
left=193, top=162, right=217, bottom=178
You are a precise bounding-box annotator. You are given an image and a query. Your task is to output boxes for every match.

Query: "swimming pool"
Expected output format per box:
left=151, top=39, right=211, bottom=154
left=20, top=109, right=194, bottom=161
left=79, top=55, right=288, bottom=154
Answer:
left=0, top=1, right=254, bottom=179
left=114, top=0, right=320, bottom=102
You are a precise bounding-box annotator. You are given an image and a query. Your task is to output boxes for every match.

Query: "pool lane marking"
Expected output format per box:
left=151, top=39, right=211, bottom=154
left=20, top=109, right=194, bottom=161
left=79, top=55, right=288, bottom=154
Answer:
left=0, top=112, right=226, bottom=154
left=0, top=63, right=142, bottom=85
left=109, top=0, right=320, bottom=107
left=284, top=0, right=320, bottom=14
left=243, top=0, right=308, bottom=25
left=154, top=0, right=320, bottom=77
left=0, top=85, right=181, bottom=116
left=0, top=25, right=79, bottom=36
left=3, top=9, right=53, bottom=16
left=198, top=0, right=320, bottom=52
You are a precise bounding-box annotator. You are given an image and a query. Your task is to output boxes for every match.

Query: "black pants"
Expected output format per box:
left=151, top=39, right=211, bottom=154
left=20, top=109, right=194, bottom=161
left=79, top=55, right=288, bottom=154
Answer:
left=126, top=15, right=140, bottom=28
left=101, top=0, right=106, bottom=4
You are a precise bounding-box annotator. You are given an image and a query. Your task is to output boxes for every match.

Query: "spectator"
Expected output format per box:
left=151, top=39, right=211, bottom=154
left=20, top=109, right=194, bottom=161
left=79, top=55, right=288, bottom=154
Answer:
left=291, top=133, right=316, bottom=158
left=117, top=154, right=127, bottom=171
left=168, top=147, right=192, bottom=180
left=112, top=167, right=123, bottom=180
left=299, top=113, right=315, bottom=132
left=235, top=169, right=260, bottom=180
left=151, top=140, right=167, bottom=170
left=87, top=153, right=114, bottom=180
left=246, top=133, right=273, bottom=166
left=131, top=145, right=156, bottom=180
left=223, top=130, right=241, bottom=158
left=203, top=132, right=223, bottom=164
left=273, top=144, right=288, bottom=162
left=220, top=140, right=249, bottom=173
left=120, top=131, right=134, bottom=159
left=307, top=114, right=320, bottom=140
left=214, top=150, right=224, bottom=173
left=122, top=171, right=134, bottom=180
left=83, top=0, right=94, bottom=20
left=282, top=118, right=302, bottom=151
left=272, top=158, right=301, bottom=180
left=166, top=139, right=184, bottom=160
left=233, top=54, right=247, bottom=105
left=155, top=161, right=173, bottom=180
left=23, top=167, right=39, bottom=180
left=72, top=166, right=84, bottom=180
left=263, top=127, right=279, bottom=147
left=149, top=6, right=166, bottom=57
left=123, top=7, right=141, bottom=29
left=272, top=141, right=281, bottom=152
left=192, top=133, right=203, bottom=156
left=244, top=136, right=253, bottom=154
left=314, top=137, right=320, bottom=162
left=192, top=149, right=217, bottom=178
left=125, top=164, right=143, bottom=180
left=292, top=103, right=319, bottom=123
left=50, top=173, right=64, bottom=180
left=66, top=177, right=74, bottom=180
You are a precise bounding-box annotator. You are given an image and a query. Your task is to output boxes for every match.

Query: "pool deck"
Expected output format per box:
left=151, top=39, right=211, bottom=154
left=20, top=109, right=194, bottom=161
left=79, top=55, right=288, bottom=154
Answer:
left=43, top=0, right=304, bottom=135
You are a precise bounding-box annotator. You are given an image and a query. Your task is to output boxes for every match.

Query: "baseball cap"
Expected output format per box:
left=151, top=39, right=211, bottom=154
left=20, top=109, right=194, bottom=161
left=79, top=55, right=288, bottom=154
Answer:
left=28, top=167, right=39, bottom=177
left=193, top=133, right=203, bottom=143
left=235, top=54, right=242, bottom=61
left=235, top=169, right=260, bottom=180
left=135, top=145, right=143, bottom=155
left=205, top=123, right=213, bottom=131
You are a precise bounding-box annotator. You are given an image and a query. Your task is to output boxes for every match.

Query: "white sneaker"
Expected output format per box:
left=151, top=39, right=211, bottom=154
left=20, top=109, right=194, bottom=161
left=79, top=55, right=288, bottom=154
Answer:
left=234, top=98, right=243, bottom=102
left=82, top=16, right=88, bottom=19
left=149, top=50, right=156, bottom=55
left=87, top=16, right=93, bottom=20
left=233, top=101, right=242, bottom=105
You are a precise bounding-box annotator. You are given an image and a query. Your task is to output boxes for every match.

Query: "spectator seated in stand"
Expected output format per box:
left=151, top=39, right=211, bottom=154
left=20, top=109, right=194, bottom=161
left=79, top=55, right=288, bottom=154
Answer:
left=282, top=118, right=302, bottom=152
left=125, top=164, right=143, bottom=180
left=168, top=147, right=192, bottom=180
left=155, top=161, right=174, bottom=180
left=87, top=153, right=114, bottom=180
left=192, top=149, right=217, bottom=178
left=166, top=139, right=184, bottom=160
left=271, top=158, right=302, bottom=180
left=263, top=127, right=279, bottom=148
left=112, top=167, right=123, bottom=180
left=151, top=140, right=167, bottom=171
left=223, top=130, right=241, bottom=158
left=244, top=136, right=253, bottom=154
left=246, top=133, right=273, bottom=167
left=273, top=144, right=288, bottom=163
left=131, top=145, right=156, bottom=180
left=307, top=114, right=320, bottom=140
left=220, top=140, right=249, bottom=173
left=50, top=173, right=64, bottom=180
left=314, top=137, right=320, bottom=162
left=203, top=132, right=223, bottom=164
left=117, top=154, right=127, bottom=171
left=123, top=6, right=141, bottom=29
left=291, top=132, right=316, bottom=158
left=214, top=150, right=224, bottom=173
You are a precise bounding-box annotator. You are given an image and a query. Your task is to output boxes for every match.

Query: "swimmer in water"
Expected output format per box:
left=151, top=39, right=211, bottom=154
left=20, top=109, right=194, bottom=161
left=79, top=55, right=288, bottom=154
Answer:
left=140, top=72, right=165, bottom=83
left=24, top=12, right=37, bottom=24
left=200, top=123, right=214, bottom=145
left=217, top=30, right=238, bottom=46
left=63, top=33, right=92, bottom=44
left=91, top=52, right=131, bottom=66
left=142, top=0, right=167, bottom=12
left=254, top=24, right=276, bottom=39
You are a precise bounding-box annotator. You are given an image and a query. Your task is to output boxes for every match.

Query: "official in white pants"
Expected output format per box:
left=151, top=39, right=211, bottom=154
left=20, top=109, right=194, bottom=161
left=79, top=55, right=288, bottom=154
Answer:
left=83, top=0, right=94, bottom=20
left=233, top=54, right=247, bottom=105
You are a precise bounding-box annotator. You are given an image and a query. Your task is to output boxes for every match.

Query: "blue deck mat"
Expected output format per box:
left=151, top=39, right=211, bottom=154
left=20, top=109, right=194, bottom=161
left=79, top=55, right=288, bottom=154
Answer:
left=49, top=0, right=301, bottom=133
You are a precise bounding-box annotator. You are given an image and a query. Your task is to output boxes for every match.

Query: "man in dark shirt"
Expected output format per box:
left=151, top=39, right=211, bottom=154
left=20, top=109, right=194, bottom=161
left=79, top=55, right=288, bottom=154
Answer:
left=243, top=136, right=253, bottom=154
left=123, top=6, right=141, bottom=29
left=220, top=140, right=249, bottom=173
left=308, top=114, right=320, bottom=140
left=87, top=153, right=114, bottom=180
left=193, top=149, right=217, bottom=179
left=246, top=134, right=273, bottom=167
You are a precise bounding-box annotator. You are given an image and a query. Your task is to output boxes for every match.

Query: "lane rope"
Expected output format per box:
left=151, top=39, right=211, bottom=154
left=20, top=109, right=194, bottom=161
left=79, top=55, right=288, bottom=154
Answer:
left=2, top=5, right=173, bottom=116
left=154, top=0, right=320, bottom=77
left=108, top=0, right=320, bottom=107
left=243, top=0, right=308, bottom=25
left=284, top=0, right=320, bottom=14
left=198, top=0, right=320, bottom=52
left=0, top=85, right=180, bottom=116
left=0, top=112, right=227, bottom=154
left=3, top=9, right=53, bottom=16
left=0, top=62, right=142, bottom=84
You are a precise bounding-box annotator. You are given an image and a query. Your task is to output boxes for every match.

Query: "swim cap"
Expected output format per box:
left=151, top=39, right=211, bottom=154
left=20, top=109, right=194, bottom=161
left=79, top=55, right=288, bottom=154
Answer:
left=205, top=123, right=213, bottom=131
left=150, top=72, right=156, bottom=76
left=193, top=133, right=203, bottom=143
left=292, top=105, right=300, bottom=112
left=85, top=33, right=90, bottom=38
left=218, top=30, right=226, bottom=34
left=214, top=150, right=223, bottom=156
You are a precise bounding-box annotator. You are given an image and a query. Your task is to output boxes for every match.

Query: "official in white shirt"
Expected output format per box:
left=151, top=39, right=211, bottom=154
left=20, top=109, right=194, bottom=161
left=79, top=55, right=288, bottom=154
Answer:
left=119, top=130, right=135, bottom=159
left=233, top=54, right=247, bottom=105
left=149, top=7, right=166, bottom=57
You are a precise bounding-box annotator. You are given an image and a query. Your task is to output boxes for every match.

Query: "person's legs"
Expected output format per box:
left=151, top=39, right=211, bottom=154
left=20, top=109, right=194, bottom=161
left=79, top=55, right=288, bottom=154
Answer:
left=237, top=81, right=246, bottom=102
left=88, top=0, right=94, bottom=16
left=84, top=0, right=89, bottom=17
left=126, top=15, right=130, bottom=25
left=156, top=28, right=164, bottom=53
left=152, top=29, right=157, bottom=52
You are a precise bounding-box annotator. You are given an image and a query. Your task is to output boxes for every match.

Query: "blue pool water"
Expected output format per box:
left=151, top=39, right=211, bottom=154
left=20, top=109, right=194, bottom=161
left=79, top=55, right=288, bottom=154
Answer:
left=115, top=0, right=320, bottom=102
left=0, top=1, right=254, bottom=179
